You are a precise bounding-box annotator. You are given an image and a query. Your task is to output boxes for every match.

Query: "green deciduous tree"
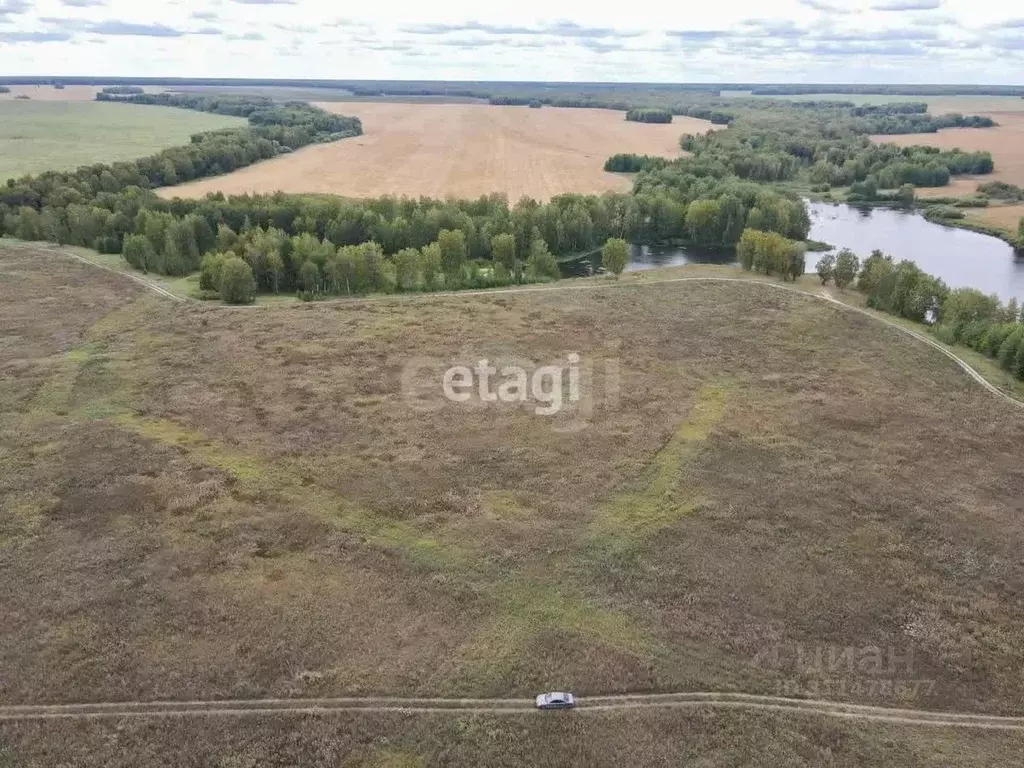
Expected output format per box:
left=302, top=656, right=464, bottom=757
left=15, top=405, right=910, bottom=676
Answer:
left=857, top=250, right=894, bottom=296
left=394, top=248, right=422, bottom=291
left=216, top=223, right=238, bottom=253
left=420, top=242, right=444, bottom=290
left=199, top=252, right=226, bottom=292
left=601, top=238, right=629, bottom=277
left=163, top=219, right=200, bottom=276
left=785, top=243, right=806, bottom=282
left=525, top=236, right=559, bottom=279
left=981, top=324, right=1014, bottom=357
left=998, top=329, right=1024, bottom=371
left=491, top=233, right=517, bottom=280
left=737, top=229, right=758, bottom=271
left=685, top=199, right=722, bottom=246
left=298, top=260, right=321, bottom=294
left=716, top=194, right=747, bottom=245
left=188, top=214, right=215, bottom=256
left=895, top=184, right=915, bottom=205
left=437, top=229, right=467, bottom=283
left=815, top=253, right=835, bottom=285
left=122, top=234, right=155, bottom=272
left=219, top=256, right=256, bottom=305
left=1014, top=338, right=1024, bottom=379
left=833, top=249, right=860, bottom=290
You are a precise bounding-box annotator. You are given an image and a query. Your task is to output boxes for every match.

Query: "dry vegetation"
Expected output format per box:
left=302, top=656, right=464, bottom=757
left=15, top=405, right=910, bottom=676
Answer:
left=160, top=102, right=718, bottom=202
left=3, top=242, right=1024, bottom=762
left=6, top=708, right=1024, bottom=767
left=0, top=85, right=104, bottom=102
left=969, top=203, right=1024, bottom=231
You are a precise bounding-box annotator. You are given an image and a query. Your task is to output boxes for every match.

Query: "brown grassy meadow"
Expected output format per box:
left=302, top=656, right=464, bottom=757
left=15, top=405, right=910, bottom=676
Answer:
left=3, top=242, right=1024, bottom=762
left=7, top=708, right=1024, bottom=767
left=159, top=102, right=718, bottom=202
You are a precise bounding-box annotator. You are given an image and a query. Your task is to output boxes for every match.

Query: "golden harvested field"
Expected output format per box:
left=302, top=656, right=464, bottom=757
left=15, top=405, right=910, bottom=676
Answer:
left=160, top=102, right=718, bottom=202
left=0, top=85, right=104, bottom=101
left=966, top=203, right=1024, bottom=232
left=871, top=113, right=1024, bottom=195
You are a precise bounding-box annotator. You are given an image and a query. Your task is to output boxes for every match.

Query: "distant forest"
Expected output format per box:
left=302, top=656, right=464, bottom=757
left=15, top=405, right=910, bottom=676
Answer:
left=0, top=78, right=1016, bottom=305
left=2, top=77, right=1022, bottom=98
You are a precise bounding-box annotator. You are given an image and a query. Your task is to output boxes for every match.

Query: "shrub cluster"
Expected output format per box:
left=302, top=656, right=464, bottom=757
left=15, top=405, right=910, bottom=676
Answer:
left=625, top=109, right=673, bottom=124
left=855, top=251, right=1024, bottom=380
left=101, top=86, right=144, bottom=95
left=737, top=228, right=806, bottom=281
left=603, top=154, right=668, bottom=173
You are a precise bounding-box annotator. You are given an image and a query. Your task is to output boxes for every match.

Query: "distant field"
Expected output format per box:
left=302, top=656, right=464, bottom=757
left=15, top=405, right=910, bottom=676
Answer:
left=0, top=101, right=245, bottom=181
left=0, top=85, right=104, bottom=102
left=159, top=102, right=717, bottom=202
left=167, top=84, right=358, bottom=102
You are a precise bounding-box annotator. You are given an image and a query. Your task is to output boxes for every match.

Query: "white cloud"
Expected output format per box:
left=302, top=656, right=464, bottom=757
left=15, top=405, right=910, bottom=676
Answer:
left=0, top=0, right=1021, bottom=83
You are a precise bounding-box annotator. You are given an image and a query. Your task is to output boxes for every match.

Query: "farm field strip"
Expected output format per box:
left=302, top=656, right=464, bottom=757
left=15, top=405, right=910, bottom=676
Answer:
left=159, top=102, right=718, bottom=202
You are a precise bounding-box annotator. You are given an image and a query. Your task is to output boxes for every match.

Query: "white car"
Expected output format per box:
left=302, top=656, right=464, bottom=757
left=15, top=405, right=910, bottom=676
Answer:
left=536, top=692, right=575, bottom=710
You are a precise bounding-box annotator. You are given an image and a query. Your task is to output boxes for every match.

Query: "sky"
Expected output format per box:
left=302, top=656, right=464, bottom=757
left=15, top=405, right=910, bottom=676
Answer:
left=0, top=0, right=1022, bottom=83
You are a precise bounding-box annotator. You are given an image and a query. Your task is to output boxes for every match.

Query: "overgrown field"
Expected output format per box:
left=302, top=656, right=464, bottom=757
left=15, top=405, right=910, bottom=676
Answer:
left=159, top=102, right=716, bottom=202
left=5, top=708, right=1024, bottom=767
left=0, top=101, right=245, bottom=181
left=3, top=242, right=1024, bottom=760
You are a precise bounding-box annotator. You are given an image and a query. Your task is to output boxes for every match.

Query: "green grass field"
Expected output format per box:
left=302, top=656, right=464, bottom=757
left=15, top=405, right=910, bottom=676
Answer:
left=0, top=101, right=245, bottom=181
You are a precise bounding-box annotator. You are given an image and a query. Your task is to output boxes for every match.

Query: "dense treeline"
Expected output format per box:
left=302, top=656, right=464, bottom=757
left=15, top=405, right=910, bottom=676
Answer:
left=603, top=154, right=669, bottom=173
left=96, top=92, right=362, bottom=140
left=749, top=85, right=1024, bottom=97
left=849, top=251, right=1024, bottom=380
left=101, top=86, right=144, bottom=95
left=860, top=112, right=996, bottom=134
left=1, top=82, right=1006, bottom=304
left=978, top=181, right=1024, bottom=201
left=626, top=109, right=673, bottom=124
left=674, top=113, right=993, bottom=192
left=0, top=94, right=362, bottom=202
left=851, top=102, right=927, bottom=116
left=631, top=168, right=812, bottom=245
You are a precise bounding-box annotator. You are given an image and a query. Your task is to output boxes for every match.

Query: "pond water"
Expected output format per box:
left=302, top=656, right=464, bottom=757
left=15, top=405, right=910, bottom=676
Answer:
left=806, top=202, right=1024, bottom=303
left=561, top=202, right=1024, bottom=301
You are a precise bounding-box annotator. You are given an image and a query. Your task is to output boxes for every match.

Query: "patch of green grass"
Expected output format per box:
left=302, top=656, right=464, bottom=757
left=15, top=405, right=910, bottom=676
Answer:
left=0, top=101, right=245, bottom=181
left=112, top=413, right=268, bottom=486
left=0, top=491, right=49, bottom=549
left=592, top=382, right=728, bottom=544
left=30, top=344, right=100, bottom=416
